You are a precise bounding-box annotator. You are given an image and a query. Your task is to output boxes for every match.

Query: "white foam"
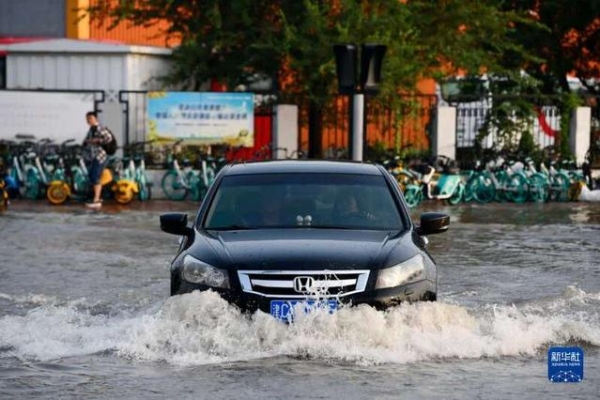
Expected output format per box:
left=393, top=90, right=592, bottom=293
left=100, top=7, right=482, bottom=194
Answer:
left=0, top=292, right=61, bottom=306
left=1, top=289, right=598, bottom=366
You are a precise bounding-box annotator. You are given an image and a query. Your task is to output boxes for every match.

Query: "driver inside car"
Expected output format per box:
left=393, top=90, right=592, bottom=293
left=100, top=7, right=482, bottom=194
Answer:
left=332, top=191, right=377, bottom=223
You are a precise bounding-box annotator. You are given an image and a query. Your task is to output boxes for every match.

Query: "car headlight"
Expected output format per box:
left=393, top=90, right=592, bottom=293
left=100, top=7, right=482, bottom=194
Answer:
left=182, top=255, right=230, bottom=288
left=375, top=254, right=425, bottom=290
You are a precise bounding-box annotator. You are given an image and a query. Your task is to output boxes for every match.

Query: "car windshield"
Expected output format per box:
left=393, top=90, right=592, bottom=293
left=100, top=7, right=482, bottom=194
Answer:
left=202, top=173, right=406, bottom=231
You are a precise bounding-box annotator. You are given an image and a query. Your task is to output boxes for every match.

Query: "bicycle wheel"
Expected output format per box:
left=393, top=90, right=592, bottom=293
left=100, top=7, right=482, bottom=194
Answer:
left=463, top=175, right=476, bottom=202
left=473, top=175, right=496, bottom=204
left=528, top=175, right=549, bottom=203
left=550, top=173, right=570, bottom=202
left=114, top=181, right=137, bottom=204
left=505, top=173, right=529, bottom=203
left=396, top=171, right=418, bottom=192
left=46, top=181, right=70, bottom=205
left=403, top=184, right=422, bottom=208
left=161, top=170, right=188, bottom=201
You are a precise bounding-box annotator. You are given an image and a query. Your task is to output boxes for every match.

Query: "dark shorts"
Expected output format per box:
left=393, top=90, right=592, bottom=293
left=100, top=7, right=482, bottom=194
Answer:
left=88, top=159, right=107, bottom=185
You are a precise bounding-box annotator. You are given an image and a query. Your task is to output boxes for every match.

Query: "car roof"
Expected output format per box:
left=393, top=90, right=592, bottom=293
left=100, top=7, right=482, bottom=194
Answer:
left=223, top=160, right=383, bottom=176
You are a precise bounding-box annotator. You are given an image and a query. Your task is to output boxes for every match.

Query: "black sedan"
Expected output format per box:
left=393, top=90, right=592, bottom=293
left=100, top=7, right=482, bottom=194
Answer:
left=160, top=160, right=449, bottom=320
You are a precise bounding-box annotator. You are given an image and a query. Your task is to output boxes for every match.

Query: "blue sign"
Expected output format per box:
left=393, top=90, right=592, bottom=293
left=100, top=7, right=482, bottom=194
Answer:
left=548, top=346, right=584, bottom=382
left=146, top=92, right=254, bottom=147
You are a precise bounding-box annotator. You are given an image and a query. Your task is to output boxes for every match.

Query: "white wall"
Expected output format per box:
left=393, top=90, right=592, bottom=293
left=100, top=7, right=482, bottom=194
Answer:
left=432, top=107, right=456, bottom=160
left=127, top=54, right=172, bottom=91
left=0, top=91, right=94, bottom=142
left=6, top=51, right=173, bottom=147
left=8, top=54, right=128, bottom=91
left=570, top=107, right=591, bottom=166
left=272, top=105, right=299, bottom=159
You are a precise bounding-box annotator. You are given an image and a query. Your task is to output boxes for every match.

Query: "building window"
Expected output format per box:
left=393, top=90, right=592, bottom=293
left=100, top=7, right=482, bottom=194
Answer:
left=0, top=56, right=6, bottom=89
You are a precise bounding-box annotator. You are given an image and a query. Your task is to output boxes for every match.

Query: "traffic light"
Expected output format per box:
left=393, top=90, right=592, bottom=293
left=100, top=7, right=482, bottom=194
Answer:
left=333, top=44, right=358, bottom=95
left=334, top=43, right=386, bottom=94
left=360, top=44, right=386, bottom=94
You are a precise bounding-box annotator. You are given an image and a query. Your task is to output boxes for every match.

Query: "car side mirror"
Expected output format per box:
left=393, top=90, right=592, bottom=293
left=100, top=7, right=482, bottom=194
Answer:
left=160, top=213, right=194, bottom=237
left=417, top=212, right=449, bottom=235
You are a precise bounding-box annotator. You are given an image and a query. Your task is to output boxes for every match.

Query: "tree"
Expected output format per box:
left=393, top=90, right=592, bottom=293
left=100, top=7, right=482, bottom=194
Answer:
left=88, top=0, right=537, bottom=156
left=504, top=0, right=600, bottom=94
left=89, top=0, right=285, bottom=90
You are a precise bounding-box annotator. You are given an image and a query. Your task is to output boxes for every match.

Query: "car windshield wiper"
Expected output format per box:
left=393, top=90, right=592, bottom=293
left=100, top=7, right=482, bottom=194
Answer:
left=205, top=225, right=256, bottom=231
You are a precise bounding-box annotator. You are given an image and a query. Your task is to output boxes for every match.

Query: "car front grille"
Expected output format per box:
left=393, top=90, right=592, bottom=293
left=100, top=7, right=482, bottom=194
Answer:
left=237, top=270, right=370, bottom=299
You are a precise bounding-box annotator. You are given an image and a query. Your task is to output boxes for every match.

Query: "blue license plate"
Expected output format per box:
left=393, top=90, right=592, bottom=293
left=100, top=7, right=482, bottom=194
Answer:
left=270, top=299, right=338, bottom=321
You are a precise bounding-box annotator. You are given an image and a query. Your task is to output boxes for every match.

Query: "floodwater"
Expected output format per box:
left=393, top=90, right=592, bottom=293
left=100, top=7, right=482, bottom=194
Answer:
left=0, top=200, right=599, bottom=399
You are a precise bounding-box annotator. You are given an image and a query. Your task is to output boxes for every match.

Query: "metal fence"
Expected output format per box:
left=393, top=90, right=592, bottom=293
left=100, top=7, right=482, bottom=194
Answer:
left=455, top=95, right=564, bottom=150
left=297, top=94, right=437, bottom=158
left=119, top=90, right=148, bottom=146
left=367, top=94, right=437, bottom=153
left=120, top=91, right=436, bottom=160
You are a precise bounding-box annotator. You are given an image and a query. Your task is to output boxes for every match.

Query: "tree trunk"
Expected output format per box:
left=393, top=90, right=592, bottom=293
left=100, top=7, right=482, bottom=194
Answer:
left=308, top=101, right=323, bottom=158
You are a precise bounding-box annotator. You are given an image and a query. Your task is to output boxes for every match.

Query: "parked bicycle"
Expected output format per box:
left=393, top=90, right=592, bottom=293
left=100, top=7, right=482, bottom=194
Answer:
left=161, top=140, right=207, bottom=201
left=123, top=141, right=153, bottom=201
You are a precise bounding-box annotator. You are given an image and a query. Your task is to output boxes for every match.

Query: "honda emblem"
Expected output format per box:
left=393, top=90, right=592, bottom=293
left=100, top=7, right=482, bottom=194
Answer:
left=293, top=276, right=315, bottom=293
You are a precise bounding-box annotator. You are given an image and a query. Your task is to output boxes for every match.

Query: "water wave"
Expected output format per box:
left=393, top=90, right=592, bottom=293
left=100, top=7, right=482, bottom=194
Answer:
left=1, top=288, right=598, bottom=366
left=0, top=292, right=62, bottom=306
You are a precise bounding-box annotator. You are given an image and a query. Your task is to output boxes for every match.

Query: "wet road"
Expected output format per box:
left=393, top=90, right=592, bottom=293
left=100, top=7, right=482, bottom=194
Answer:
left=0, top=200, right=599, bottom=399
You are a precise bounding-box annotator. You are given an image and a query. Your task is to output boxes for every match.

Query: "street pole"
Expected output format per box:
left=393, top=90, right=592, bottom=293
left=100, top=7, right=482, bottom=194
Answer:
left=348, top=94, right=354, bottom=159
left=352, top=93, right=364, bottom=161
left=334, top=43, right=385, bottom=162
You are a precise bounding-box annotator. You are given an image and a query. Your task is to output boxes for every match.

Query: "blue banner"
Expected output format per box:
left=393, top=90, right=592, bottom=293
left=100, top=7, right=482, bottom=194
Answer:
left=147, top=92, right=254, bottom=147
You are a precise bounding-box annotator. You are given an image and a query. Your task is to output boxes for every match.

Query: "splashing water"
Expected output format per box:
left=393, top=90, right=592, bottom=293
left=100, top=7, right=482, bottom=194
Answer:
left=1, top=288, right=599, bottom=367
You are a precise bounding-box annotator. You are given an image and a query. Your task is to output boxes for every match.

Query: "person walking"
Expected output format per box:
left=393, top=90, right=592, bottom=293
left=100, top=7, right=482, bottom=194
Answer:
left=83, top=111, right=113, bottom=209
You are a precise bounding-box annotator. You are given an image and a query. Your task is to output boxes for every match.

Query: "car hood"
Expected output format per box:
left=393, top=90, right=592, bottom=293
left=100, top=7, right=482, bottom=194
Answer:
left=194, top=229, right=414, bottom=270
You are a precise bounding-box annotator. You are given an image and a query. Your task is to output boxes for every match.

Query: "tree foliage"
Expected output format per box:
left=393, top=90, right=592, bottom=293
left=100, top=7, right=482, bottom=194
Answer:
left=89, top=0, right=285, bottom=90
left=504, top=0, right=600, bottom=94
left=88, top=0, right=537, bottom=100
left=89, top=0, right=598, bottom=157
